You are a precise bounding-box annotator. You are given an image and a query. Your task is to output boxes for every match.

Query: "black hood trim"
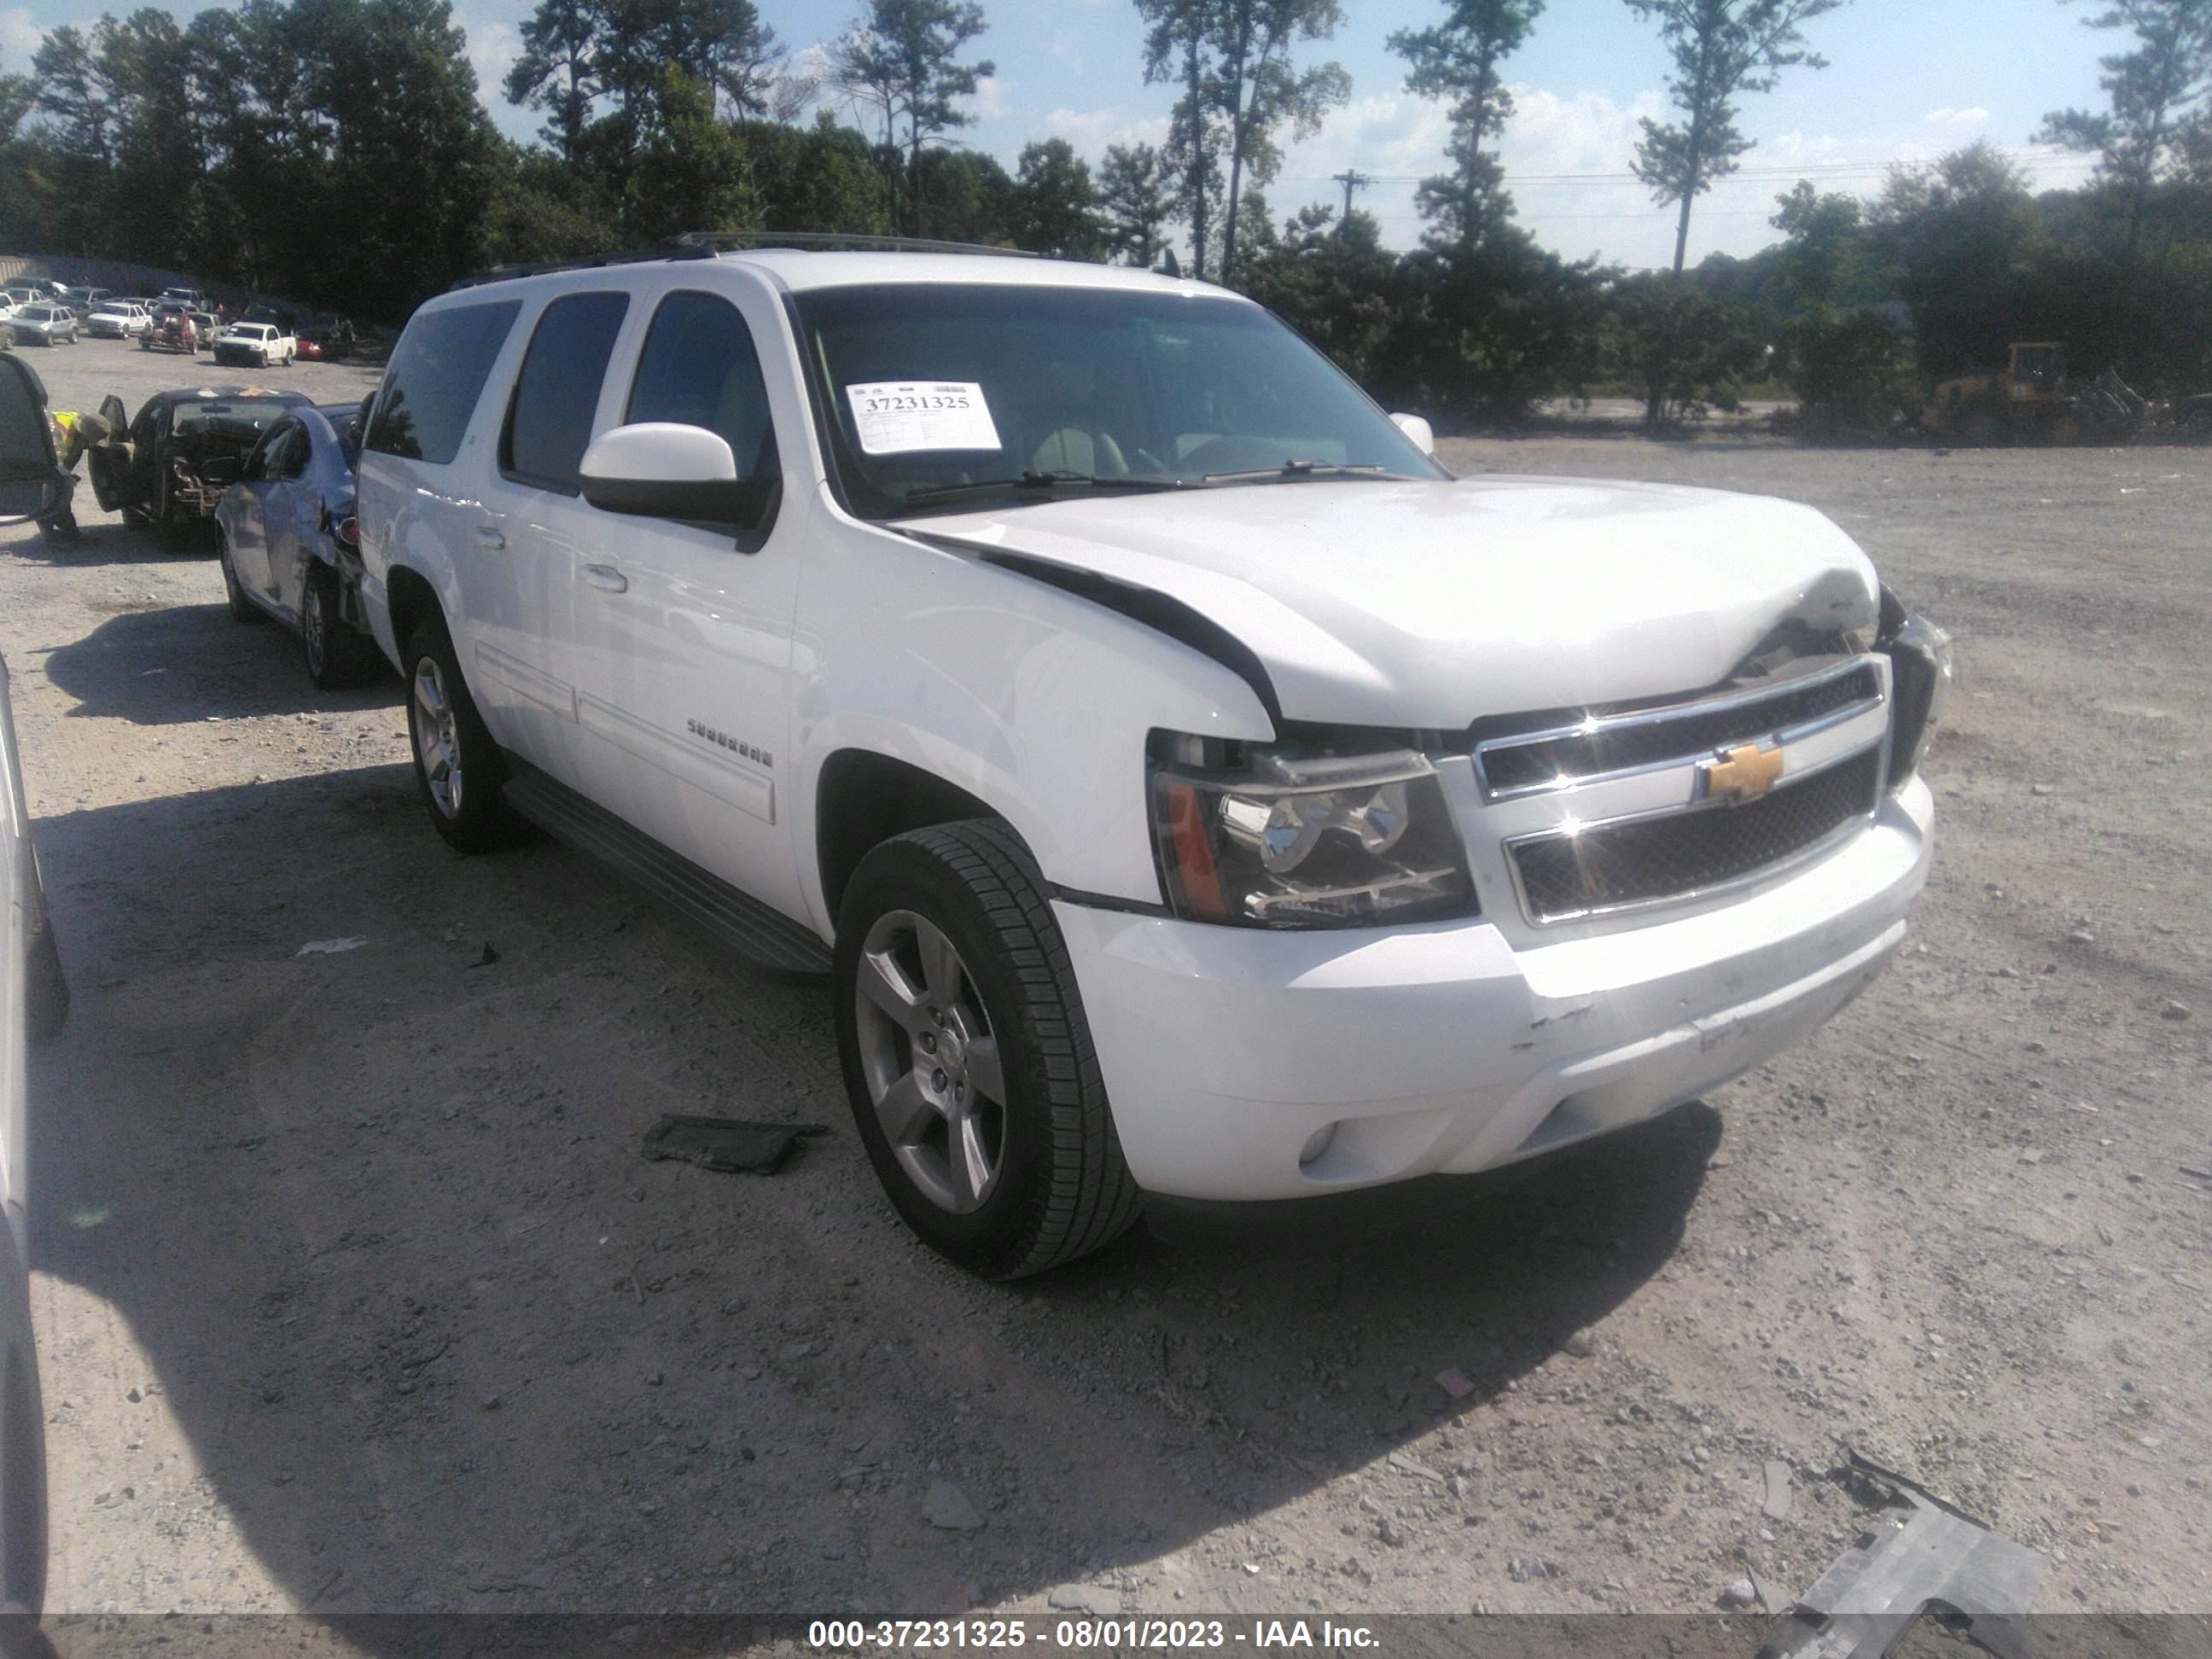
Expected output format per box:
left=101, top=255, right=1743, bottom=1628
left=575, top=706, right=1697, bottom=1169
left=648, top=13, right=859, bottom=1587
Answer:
left=907, top=531, right=1281, bottom=725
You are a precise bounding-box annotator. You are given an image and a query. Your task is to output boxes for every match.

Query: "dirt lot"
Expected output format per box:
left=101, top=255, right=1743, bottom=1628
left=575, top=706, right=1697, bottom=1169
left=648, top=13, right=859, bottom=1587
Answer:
left=3, top=341, right=2207, bottom=1636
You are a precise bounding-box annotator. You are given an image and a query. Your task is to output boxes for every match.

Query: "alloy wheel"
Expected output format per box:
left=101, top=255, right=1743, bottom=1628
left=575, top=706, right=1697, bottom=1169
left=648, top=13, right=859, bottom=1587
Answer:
left=852, top=911, right=1007, bottom=1214
left=303, top=581, right=326, bottom=675
left=410, top=656, right=463, bottom=818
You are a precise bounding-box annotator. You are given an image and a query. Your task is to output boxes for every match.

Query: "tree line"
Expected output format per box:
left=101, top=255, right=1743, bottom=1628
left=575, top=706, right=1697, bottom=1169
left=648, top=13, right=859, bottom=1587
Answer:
left=1, top=0, right=2207, bottom=428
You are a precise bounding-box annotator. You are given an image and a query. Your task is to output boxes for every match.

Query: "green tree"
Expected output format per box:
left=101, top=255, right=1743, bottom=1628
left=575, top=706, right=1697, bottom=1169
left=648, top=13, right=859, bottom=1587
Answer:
left=1137, top=0, right=1225, bottom=276
left=1388, top=0, right=1543, bottom=251
left=1138, top=0, right=1349, bottom=281
left=623, top=65, right=754, bottom=240
left=829, top=0, right=993, bottom=236
left=750, top=110, right=891, bottom=233
left=1769, top=180, right=1873, bottom=311
left=2038, top=0, right=2212, bottom=251
left=1610, top=270, right=1770, bottom=420
left=1010, top=137, right=1103, bottom=257
left=1869, top=142, right=2044, bottom=376
left=1097, top=141, right=1175, bottom=265
left=1624, top=0, right=1847, bottom=273
left=1237, top=201, right=1398, bottom=380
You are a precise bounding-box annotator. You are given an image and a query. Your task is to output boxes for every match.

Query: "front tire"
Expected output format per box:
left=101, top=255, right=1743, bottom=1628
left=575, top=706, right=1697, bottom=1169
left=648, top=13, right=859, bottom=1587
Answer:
left=404, top=614, right=518, bottom=853
left=834, top=820, right=1140, bottom=1278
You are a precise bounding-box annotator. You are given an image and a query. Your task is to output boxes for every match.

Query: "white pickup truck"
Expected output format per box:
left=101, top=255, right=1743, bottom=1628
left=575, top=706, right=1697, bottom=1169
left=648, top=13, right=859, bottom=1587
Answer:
left=356, top=242, right=1947, bottom=1278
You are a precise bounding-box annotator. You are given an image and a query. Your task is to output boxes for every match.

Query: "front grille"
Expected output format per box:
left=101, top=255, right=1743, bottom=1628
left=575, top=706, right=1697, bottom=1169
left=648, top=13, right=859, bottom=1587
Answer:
left=1477, top=663, right=1882, bottom=795
left=1510, top=748, right=1882, bottom=923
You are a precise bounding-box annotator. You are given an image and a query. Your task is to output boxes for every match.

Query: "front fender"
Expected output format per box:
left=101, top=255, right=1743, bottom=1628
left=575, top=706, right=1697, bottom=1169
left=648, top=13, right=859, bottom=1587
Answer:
left=792, top=513, right=1274, bottom=932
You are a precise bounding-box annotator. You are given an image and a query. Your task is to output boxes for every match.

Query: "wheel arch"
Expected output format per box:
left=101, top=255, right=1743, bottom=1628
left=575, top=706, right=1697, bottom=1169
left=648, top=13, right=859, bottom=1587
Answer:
left=814, top=750, right=1004, bottom=925
left=384, top=562, right=441, bottom=661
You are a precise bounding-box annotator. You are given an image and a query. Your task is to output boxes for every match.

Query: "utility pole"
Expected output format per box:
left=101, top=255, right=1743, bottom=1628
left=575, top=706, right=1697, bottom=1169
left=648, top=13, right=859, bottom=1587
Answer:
left=1330, top=168, right=1373, bottom=224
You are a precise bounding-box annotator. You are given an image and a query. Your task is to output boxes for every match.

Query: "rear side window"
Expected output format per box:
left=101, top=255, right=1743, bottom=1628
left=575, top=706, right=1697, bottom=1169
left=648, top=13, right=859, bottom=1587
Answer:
left=500, top=291, right=630, bottom=494
left=366, top=299, right=522, bottom=466
left=626, top=291, right=777, bottom=477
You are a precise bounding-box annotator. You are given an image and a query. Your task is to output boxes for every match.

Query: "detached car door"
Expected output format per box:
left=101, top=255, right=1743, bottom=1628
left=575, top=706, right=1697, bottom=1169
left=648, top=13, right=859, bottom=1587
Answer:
left=564, top=278, right=805, bottom=920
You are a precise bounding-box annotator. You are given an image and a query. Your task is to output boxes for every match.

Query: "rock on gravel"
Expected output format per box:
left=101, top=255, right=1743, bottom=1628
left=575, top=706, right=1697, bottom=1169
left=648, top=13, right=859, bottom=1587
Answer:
left=922, top=1481, right=985, bottom=1531
left=1047, top=1584, right=1121, bottom=1615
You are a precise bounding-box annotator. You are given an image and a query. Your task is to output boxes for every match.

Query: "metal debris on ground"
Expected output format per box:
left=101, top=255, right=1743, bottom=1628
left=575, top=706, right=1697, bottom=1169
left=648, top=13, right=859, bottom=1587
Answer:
left=294, top=936, right=368, bottom=957
left=1755, top=1451, right=2045, bottom=1659
left=639, top=1114, right=830, bottom=1175
left=1435, top=1367, right=1476, bottom=1399
left=1763, top=1458, right=1795, bottom=1521
left=465, top=941, right=501, bottom=969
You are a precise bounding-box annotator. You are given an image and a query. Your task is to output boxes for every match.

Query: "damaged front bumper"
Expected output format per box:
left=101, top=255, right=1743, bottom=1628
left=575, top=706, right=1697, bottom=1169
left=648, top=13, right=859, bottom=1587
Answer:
left=1057, top=777, right=1931, bottom=1202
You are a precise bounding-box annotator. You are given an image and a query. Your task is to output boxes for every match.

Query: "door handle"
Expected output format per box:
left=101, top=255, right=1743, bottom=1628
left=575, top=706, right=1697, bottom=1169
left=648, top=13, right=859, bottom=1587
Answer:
left=473, top=525, right=505, bottom=550
left=582, top=563, right=628, bottom=593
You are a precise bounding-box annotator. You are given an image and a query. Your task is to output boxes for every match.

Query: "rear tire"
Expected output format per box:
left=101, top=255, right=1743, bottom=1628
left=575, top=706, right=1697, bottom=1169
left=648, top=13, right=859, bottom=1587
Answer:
left=404, top=614, right=519, bottom=853
left=216, top=530, right=260, bottom=623
left=834, top=820, right=1140, bottom=1278
left=300, top=562, right=366, bottom=689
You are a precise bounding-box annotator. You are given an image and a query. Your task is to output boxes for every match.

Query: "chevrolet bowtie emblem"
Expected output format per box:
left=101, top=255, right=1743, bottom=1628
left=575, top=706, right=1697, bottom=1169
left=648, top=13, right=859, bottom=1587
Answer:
left=1701, top=742, right=1785, bottom=803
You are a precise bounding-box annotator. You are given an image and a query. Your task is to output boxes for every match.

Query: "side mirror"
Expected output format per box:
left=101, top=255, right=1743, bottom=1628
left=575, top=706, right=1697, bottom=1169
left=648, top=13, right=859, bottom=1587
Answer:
left=579, top=423, right=770, bottom=525
left=1388, top=412, right=1435, bottom=457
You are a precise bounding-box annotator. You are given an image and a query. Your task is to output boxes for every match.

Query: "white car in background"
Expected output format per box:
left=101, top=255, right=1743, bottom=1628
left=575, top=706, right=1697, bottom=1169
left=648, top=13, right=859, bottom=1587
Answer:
left=213, top=321, right=294, bottom=369
left=359, top=243, right=1947, bottom=1279
left=86, top=300, right=151, bottom=340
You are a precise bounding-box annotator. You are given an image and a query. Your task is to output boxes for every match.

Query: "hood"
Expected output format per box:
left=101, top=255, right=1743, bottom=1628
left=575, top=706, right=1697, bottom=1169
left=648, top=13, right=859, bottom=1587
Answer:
left=900, top=475, right=1881, bottom=729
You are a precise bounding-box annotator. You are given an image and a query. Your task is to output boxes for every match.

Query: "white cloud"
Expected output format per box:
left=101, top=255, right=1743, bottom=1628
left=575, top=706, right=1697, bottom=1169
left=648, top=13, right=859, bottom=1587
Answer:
left=967, top=74, right=1012, bottom=121
left=1041, top=106, right=1173, bottom=159
left=0, top=6, right=42, bottom=71
left=457, top=14, right=519, bottom=102
left=1924, top=106, right=1990, bottom=126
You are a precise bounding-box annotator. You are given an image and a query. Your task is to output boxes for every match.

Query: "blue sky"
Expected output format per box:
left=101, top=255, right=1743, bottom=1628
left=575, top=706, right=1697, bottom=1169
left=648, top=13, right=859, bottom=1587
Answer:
left=5, top=0, right=2116, bottom=267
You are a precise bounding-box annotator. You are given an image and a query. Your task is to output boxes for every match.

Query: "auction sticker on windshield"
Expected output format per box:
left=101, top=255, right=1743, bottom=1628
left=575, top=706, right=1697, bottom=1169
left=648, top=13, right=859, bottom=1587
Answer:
left=845, top=381, right=1002, bottom=455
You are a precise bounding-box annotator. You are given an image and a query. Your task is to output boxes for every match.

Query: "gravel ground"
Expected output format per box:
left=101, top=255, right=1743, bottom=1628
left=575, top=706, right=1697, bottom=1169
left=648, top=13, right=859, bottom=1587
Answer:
left=3, top=339, right=2207, bottom=1637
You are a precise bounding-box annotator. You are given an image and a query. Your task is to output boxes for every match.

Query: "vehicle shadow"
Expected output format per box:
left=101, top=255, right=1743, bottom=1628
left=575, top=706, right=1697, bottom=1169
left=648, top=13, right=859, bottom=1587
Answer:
left=23, top=764, right=1716, bottom=1641
left=2, top=524, right=192, bottom=571
left=40, top=603, right=396, bottom=725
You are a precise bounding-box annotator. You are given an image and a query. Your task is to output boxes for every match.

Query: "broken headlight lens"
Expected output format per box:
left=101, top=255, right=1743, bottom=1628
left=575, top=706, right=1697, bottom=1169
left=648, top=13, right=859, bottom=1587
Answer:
left=1883, top=613, right=1953, bottom=789
left=1149, top=732, right=1477, bottom=928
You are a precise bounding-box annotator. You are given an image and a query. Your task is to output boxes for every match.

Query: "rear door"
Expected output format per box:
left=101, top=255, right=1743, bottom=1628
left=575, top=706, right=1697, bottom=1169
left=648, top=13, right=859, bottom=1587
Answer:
left=469, top=288, right=633, bottom=786
left=562, top=276, right=805, bottom=917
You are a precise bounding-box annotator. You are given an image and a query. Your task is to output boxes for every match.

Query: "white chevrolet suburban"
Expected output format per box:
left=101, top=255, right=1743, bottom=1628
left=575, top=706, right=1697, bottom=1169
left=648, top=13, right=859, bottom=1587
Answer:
left=355, top=238, right=1947, bottom=1278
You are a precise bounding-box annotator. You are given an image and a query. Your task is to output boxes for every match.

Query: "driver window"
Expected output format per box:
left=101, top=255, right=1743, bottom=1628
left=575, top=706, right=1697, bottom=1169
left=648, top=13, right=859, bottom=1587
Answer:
left=243, top=424, right=288, bottom=483
left=626, top=291, right=777, bottom=479
left=281, top=424, right=311, bottom=480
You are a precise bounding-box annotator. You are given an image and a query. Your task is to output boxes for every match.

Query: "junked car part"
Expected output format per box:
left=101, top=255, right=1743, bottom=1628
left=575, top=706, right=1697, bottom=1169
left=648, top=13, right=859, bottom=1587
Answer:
left=1756, top=1452, right=2044, bottom=1659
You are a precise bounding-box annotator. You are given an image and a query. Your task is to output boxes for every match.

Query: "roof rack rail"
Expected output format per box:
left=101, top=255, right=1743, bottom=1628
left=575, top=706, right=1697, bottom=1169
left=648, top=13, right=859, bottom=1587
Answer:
left=447, top=243, right=713, bottom=291
left=675, top=230, right=1042, bottom=259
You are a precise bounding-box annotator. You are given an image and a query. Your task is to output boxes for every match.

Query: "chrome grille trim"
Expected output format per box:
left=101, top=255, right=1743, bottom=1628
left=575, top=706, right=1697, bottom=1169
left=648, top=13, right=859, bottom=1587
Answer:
left=1503, top=742, right=1888, bottom=926
left=1473, top=656, right=1886, bottom=801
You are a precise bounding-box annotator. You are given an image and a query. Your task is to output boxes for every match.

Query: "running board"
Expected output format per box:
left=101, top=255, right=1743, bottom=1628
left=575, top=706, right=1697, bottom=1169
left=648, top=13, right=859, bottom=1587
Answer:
left=500, top=760, right=833, bottom=976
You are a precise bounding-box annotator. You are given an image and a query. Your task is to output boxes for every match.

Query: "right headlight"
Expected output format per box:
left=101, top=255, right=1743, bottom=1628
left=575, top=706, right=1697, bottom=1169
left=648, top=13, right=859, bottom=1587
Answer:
left=1148, top=731, right=1478, bottom=928
left=1883, top=611, right=1953, bottom=789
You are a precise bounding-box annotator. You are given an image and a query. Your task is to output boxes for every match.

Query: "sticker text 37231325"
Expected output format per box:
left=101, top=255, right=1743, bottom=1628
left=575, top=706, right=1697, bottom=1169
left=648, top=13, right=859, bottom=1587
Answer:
left=844, top=381, right=1003, bottom=456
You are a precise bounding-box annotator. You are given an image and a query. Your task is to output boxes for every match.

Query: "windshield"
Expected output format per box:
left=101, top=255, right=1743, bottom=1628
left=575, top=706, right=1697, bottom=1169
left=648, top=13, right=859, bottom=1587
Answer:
left=791, top=282, right=1445, bottom=519
left=172, top=399, right=298, bottom=442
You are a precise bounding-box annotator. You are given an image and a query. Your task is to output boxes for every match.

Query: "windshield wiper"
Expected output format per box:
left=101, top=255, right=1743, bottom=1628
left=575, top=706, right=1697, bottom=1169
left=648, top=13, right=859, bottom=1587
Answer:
left=1201, top=461, right=1417, bottom=484
left=902, top=469, right=1180, bottom=509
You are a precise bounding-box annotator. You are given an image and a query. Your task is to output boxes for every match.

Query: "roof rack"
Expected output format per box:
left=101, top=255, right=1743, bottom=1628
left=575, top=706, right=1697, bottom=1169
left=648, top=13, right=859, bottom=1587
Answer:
left=675, top=230, right=1041, bottom=259
left=447, top=244, right=713, bottom=291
